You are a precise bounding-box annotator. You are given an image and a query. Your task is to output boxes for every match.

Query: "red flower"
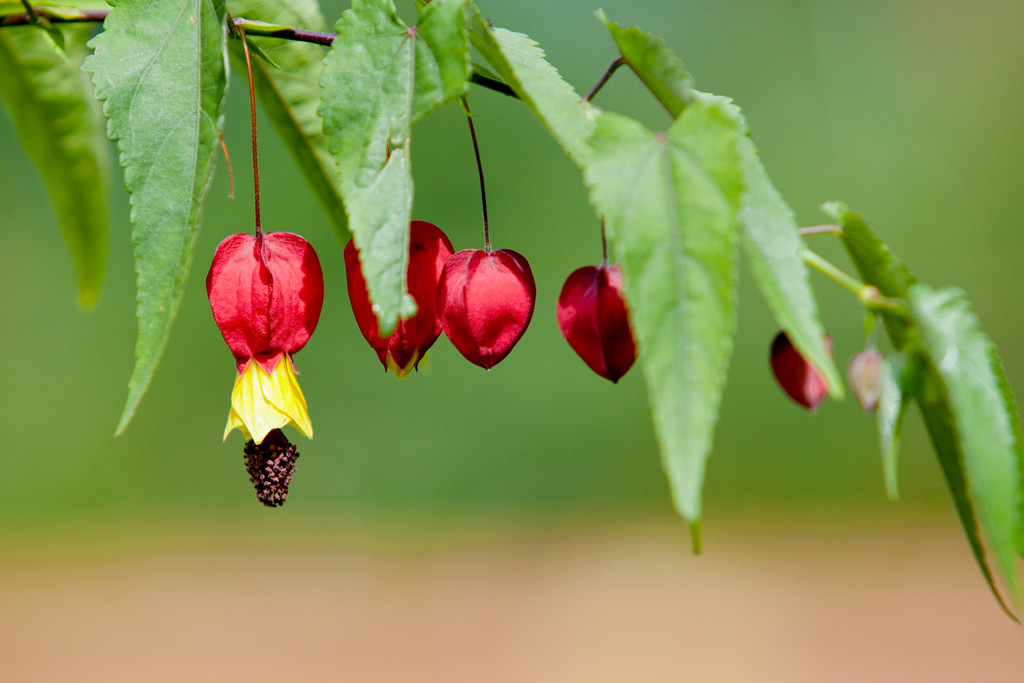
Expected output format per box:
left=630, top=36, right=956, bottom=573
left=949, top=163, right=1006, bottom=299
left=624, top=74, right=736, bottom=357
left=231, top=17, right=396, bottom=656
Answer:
left=437, top=248, right=536, bottom=369
left=344, top=221, right=454, bottom=378
left=557, top=264, right=636, bottom=382
left=207, top=231, right=324, bottom=443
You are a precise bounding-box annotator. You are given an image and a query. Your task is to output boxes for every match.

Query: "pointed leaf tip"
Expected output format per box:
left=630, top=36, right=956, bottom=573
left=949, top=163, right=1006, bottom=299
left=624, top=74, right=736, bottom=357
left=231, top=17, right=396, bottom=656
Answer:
left=87, top=0, right=229, bottom=433
left=584, top=100, right=744, bottom=539
left=0, top=25, right=109, bottom=308
left=909, top=284, right=1024, bottom=613
left=689, top=519, right=703, bottom=555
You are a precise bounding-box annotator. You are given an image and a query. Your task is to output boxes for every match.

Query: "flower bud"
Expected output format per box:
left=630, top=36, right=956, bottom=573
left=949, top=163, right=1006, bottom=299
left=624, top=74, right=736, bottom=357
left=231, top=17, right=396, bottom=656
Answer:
left=556, top=264, right=636, bottom=382
left=437, top=248, right=536, bottom=369
left=344, top=221, right=454, bottom=378
left=848, top=349, right=883, bottom=412
left=770, top=331, right=831, bottom=412
left=206, top=231, right=324, bottom=445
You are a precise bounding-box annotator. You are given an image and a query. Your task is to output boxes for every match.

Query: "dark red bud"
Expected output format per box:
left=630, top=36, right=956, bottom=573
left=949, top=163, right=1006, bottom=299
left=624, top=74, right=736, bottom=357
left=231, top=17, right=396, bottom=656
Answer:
left=770, top=331, right=831, bottom=412
left=848, top=349, right=883, bottom=412
left=437, top=248, right=536, bottom=369
left=206, top=232, right=324, bottom=374
left=556, top=264, right=636, bottom=382
left=345, top=221, right=454, bottom=375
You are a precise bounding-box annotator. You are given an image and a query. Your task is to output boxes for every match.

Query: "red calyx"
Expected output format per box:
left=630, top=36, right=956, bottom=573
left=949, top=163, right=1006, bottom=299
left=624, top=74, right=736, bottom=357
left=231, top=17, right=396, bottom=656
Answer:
left=770, top=331, right=831, bottom=412
left=206, top=232, right=324, bottom=374
left=437, top=248, right=536, bottom=369
left=344, top=221, right=454, bottom=374
left=556, top=264, right=636, bottom=383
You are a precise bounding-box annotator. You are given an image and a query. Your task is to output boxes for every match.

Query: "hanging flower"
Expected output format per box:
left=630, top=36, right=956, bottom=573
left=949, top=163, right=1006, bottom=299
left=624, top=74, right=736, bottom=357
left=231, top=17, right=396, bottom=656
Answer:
left=437, top=248, right=536, bottom=370
left=345, top=221, right=454, bottom=378
left=556, top=263, right=636, bottom=383
left=206, top=231, right=324, bottom=506
left=770, top=331, right=831, bottom=412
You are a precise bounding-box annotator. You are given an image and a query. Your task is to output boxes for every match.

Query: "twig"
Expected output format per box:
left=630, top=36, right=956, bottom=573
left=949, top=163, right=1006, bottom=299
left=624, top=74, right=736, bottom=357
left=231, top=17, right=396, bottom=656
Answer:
left=0, top=8, right=520, bottom=100
left=582, top=57, right=625, bottom=103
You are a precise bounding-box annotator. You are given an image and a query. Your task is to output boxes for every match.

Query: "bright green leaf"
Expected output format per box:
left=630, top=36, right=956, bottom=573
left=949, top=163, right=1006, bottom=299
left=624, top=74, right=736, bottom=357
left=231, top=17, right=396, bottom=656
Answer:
left=36, top=1, right=113, bottom=11
left=737, top=137, right=842, bottom=397
left=320, top=0, right=469, bottom=333
left=827, top=201, right=917, bottom=348
left=84, top=0, right=229, bottom=435
left=467, top=4, right=593, bottom=166
left=917, top=380, right=1015, bottom=615
left=589, top=14, right=837, bottom=397
left=0, top=1, right=112, bottom=17
left=910, top=284, right=1024, bottom=612
left=239, top=36, right=278, bottom=68
left=876, top=353, right=916, bottom=501
left=831, top=204, right=1018, bottom=616
left=583, top=101, right=743, bottom=547
left=31, top=15, right=67, bottom=54
left=595, top=10, right=693, bottom=117
left=227, top=0, right=347, bottom=240
left=0, top=24, right=108, bottom=307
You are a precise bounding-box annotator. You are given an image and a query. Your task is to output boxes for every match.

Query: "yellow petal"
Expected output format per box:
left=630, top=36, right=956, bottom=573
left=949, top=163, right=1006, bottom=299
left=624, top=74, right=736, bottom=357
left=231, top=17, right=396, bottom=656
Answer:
left=223, top=358, right=313, bottom=444
left=386, top=349, right=420, bottom=380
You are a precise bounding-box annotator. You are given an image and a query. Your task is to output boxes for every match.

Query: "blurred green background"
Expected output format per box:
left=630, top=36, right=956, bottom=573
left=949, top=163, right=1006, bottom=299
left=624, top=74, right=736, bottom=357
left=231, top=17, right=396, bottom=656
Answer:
left=3, top=0, right=1024, bottom=554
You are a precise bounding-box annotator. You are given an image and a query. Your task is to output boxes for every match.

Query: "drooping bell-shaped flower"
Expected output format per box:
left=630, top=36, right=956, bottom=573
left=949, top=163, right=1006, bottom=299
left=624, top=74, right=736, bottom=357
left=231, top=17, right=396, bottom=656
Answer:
left=770, top=331, right=831, bottom=412
left=345, top=221, right=454, bottom=378
left=437, top=248, right=536, bottom=370
left=556, top=264, right=636, bottom=383
left=206, top=231, right=324, bottom=445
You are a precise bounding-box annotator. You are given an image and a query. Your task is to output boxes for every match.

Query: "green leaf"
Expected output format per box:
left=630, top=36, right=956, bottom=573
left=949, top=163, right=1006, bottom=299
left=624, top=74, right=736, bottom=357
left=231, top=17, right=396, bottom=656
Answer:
left=0, top=24, right=108, bottom=307
left=84, top=0, right=229, bottom=435
left=829, top=204, right=1019, bottom=616
left=0, top=1, right=112, bottom=16
left=917, top=381, right=1015, bottom=616
left=827, top=201, right=917, bottom=348
left=583, top=101, right=743, bottom=547
left=467, top=4, right=593, bottom=166
left=909, top=284, right=1024, bottom=612
left=876, top=353, right=917, bottom=501
left=34, top=1, right=113, bottom=11
left=737, top=136, right=842, bottom=397
left=589, top=14, right=837, bottom=396
left=320, top=0, right=469, bottom=333
left=595, top=10, right=693, bottom=117
left=227, top=0, right=347, bottom=240
left=239, top=36, right=278, bottom=68
left=32, top=16, right=67, bottom=54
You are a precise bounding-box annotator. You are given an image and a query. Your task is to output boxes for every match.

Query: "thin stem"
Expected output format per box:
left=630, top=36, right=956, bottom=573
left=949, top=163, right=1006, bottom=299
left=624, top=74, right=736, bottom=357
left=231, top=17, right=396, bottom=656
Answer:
left=582, top=57, right=625, bottom=103
left=600, top=218, right=609, bottom=267
left=238, top=25, right=262, bottom=236
left=802, top=249, right=908, bottom=313
left=0, top=8, right=520, bottom=100
left=232, top=17, right=335, bottom=46
left=219, top=135, right=234, bottom=199
left=470, top=71, right=517, bottom=98
left=1, top=7, right=107, bottom=26
left=800, top=224, right=842, bottom=237
left=17, top=0, right=37, bottom=23
left=462, top=97, right=490, bottom=252
left=866, top=314, right=882, bottom=351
